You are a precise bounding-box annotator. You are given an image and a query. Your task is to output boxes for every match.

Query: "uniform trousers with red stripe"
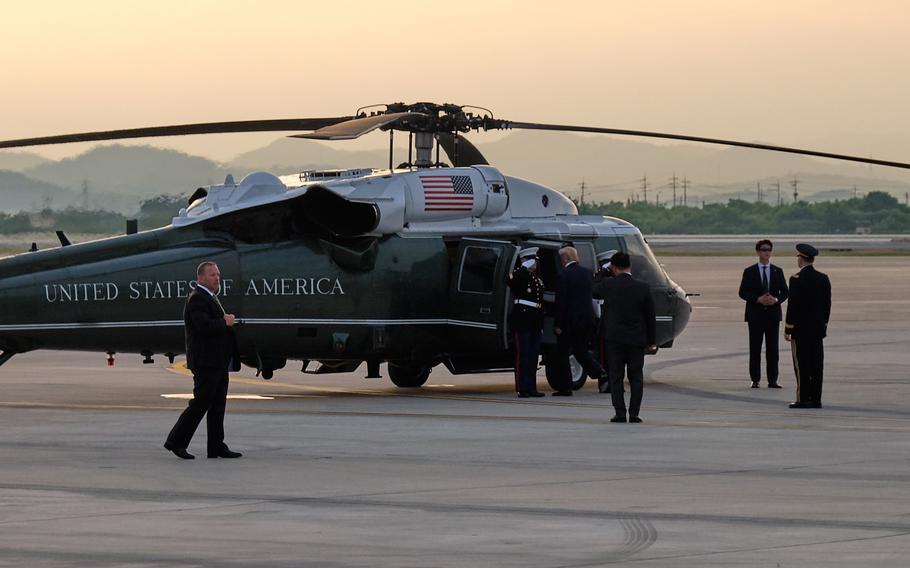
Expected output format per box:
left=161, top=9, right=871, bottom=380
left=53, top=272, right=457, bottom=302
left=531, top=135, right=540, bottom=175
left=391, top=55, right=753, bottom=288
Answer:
left=790, top=334, right=824, bottom=404
left=514, top=330, right=542, bottom=393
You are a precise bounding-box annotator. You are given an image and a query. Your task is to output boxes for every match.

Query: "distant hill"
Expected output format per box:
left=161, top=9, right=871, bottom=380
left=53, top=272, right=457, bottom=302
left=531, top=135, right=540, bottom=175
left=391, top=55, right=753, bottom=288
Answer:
left=23, top=144, right=227, bottom=197
left=0, top=170, right=79, bottom=212
left=227, top=138, right=391, bottom=175
left=0, top=151, right=50, bottom=172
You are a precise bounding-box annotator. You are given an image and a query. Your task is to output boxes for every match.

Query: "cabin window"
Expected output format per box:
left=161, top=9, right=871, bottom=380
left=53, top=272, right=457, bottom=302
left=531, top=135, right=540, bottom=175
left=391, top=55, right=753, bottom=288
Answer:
left=458, top=246, right=501, bottom=294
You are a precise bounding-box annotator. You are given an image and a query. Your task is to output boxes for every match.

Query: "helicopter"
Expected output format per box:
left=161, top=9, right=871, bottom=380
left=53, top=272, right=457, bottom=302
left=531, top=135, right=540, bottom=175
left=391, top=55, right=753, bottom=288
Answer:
left=1, top=102, right=908, bottom=390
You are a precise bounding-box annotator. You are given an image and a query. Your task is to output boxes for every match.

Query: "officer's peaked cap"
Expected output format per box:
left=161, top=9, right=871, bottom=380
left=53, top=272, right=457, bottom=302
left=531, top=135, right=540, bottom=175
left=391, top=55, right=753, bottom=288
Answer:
left=518, top=247, right=539, bottom=259
left=796, top=243, right=818, bottom=258
left=596, top=249, right=618, bottom=263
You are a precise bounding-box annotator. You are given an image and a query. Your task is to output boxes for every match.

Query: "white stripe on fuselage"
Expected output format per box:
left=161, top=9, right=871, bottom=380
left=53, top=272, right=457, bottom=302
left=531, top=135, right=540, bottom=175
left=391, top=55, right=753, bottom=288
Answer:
left=0, top=318, right=498, bottom=331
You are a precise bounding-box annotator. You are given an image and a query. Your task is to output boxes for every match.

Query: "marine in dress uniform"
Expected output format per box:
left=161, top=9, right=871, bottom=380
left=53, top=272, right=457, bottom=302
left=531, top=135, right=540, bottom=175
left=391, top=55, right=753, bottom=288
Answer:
left=784, top=244, right=832, bottom=409
left=593, top=249, right=618, bottom=394
left=508, top=248, right=545, bottom=398
left=738, top=239, right=789, bottom=388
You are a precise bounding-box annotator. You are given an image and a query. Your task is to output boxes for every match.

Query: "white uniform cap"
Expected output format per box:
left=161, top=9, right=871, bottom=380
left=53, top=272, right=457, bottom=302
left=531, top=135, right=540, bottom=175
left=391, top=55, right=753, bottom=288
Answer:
left=518, top=247, right=539, bottom=260
left=596, top=249, right=618, bottom=263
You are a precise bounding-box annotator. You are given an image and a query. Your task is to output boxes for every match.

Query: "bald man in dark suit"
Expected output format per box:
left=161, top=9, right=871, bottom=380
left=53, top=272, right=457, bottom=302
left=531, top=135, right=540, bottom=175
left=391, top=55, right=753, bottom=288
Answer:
left=164, top=261, right=242, bottom=460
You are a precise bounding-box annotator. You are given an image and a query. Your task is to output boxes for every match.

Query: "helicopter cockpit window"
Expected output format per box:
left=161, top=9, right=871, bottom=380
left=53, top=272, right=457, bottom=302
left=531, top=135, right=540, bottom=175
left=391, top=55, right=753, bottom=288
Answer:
left=458, top=246, right=501, bottom=294
left=622, top=234, right=667, bottom=286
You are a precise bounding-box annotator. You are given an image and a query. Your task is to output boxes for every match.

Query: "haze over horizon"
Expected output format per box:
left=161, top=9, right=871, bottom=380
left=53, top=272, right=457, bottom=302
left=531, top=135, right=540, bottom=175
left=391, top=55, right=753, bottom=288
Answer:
left=2, top=0, right=909, bottom=168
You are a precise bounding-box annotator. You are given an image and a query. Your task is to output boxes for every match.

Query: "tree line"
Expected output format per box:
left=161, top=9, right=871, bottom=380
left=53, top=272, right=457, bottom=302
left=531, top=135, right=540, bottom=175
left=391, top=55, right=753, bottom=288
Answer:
left=0, top=195, right=184, bottom=234
left=577, top=191, right=909, bottom=234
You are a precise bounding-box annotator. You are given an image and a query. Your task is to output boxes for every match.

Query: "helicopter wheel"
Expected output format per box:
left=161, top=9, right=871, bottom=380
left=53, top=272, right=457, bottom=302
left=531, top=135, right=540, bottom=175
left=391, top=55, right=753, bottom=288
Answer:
left=388, top=363, right=431, bottom=388
left=569, top=355, right=588, bottom=390
left=544, top=354, right=588, bottom=391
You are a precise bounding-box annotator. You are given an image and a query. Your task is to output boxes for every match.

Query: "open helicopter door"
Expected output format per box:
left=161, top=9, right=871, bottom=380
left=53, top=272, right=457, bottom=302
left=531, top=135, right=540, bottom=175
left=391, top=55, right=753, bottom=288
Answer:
left=447, top=239, right=519, bottom=356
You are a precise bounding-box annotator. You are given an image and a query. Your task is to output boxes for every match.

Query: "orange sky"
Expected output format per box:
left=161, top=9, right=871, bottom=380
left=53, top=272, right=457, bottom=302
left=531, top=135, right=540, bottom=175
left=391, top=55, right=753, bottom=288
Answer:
left=2, top=0, right=909, bottom=162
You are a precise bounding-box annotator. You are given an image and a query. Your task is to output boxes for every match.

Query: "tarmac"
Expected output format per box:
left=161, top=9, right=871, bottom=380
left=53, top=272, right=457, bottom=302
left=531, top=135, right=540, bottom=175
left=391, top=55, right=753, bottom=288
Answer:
left=1, top=254, right=909, bottom=567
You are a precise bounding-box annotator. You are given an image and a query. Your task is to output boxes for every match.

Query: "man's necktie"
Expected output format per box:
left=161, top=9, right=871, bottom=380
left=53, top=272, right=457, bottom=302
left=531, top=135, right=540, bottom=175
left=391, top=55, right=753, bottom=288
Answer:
left=761, top=265, right=769, bottom=291
left=211, top=293, right=226, bottom=315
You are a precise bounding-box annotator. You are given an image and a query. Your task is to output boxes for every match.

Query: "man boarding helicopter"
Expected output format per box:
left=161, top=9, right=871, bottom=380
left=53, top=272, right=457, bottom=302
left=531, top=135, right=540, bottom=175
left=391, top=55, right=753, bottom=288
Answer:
left=1, top=102, right=907, bottom=391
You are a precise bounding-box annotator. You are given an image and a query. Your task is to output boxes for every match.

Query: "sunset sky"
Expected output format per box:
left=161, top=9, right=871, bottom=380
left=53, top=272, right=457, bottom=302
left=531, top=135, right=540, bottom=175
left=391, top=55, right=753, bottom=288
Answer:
left=3, top=0, right=909, bottom=163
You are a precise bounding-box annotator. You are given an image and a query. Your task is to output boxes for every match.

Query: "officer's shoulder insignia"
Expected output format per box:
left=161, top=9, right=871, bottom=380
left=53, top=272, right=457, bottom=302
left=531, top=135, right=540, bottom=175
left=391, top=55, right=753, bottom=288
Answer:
left=792, top=273, right=800, bottom=279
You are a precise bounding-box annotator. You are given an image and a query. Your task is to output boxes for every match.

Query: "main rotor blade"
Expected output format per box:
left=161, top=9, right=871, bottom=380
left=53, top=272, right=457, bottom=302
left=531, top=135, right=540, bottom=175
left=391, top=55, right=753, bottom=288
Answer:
left=0, top=117, right=354, bottom=149
left=506, top=121, right=910, bottom=170
left=291, top=112, right=426, bottom=141
left=437, top=132, right=489, bottom=166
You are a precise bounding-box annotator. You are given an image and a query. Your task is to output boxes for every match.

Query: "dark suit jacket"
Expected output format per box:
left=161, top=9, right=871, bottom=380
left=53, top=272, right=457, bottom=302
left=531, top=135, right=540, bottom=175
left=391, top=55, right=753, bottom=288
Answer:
left=184, top=288, right=240, bottom=372
left=738, top=263, right=789, bottom=322
left=594, top=273, right=656, bottom=347
left=785, top=265, right=831, bottom=339
left=555, top=262, right=596, bottom=335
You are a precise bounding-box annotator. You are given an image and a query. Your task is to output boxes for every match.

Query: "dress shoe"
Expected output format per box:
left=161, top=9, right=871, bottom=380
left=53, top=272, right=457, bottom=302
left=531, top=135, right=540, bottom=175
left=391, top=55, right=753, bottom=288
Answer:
left=518, top=392, right=531, bottom=398
left=810, top=401, right=823, bottom=408
left=208, top=447, right=242, bottom=459
left=610, top=415, right=627, bottom=423
left=529, top=391, right=545, bottom=398
left=629, top=416, right=643, bottom=423
left=164, top=442, right=194, bottom=460
left=789, top=402, right=809, bottom=408
left=751, top=381, right=760, bottom=389
left=768, top=382, right=782, bottom=389
left=551, top=391, right=573, bottom=397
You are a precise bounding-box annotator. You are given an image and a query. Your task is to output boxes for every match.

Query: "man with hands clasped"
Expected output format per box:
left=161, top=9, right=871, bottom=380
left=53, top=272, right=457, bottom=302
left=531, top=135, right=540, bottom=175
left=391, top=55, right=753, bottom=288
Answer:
left=738, top=239, right=789, bottom=389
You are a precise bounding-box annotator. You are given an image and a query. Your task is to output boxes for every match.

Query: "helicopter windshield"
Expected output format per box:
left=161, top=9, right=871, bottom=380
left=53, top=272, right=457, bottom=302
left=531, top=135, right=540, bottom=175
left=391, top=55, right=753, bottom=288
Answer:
left=621, top=233, right=667, bottom=286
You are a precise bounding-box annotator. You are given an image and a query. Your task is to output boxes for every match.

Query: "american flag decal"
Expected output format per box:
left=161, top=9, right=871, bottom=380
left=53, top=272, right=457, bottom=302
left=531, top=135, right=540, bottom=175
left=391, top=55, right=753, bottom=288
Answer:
left=420, top=175, right=474, bottom=212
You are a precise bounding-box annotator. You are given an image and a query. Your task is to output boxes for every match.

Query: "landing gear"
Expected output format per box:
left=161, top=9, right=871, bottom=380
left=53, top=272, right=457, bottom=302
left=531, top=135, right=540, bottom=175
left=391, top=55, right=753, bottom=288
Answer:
left=388, top=363, right=431, bottom=388
left=543, top=353, right=587, bottom=391
left=569, top=355, right=587, bottom=390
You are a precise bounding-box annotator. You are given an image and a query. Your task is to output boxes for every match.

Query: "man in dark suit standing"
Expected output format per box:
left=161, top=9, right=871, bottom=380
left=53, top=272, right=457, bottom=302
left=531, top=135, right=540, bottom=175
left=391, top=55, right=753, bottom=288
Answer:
left=785, top=243, right=831, bottom=409
left=738, top=239, right=789, bottom=389
left=553, top=246, right=607, bottom=396
left=594, top=252, right=655, bottom=423
left=164, top=261, right=242, bottom=460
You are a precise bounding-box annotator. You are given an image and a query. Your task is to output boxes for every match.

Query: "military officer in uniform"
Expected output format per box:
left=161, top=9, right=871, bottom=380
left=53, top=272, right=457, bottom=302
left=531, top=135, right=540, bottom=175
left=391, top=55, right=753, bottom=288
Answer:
left=593, top=250, right=618, bottom=393
left=508, top=247, right=545, bottom=397
left=784, top=244, right=831, bottom=409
